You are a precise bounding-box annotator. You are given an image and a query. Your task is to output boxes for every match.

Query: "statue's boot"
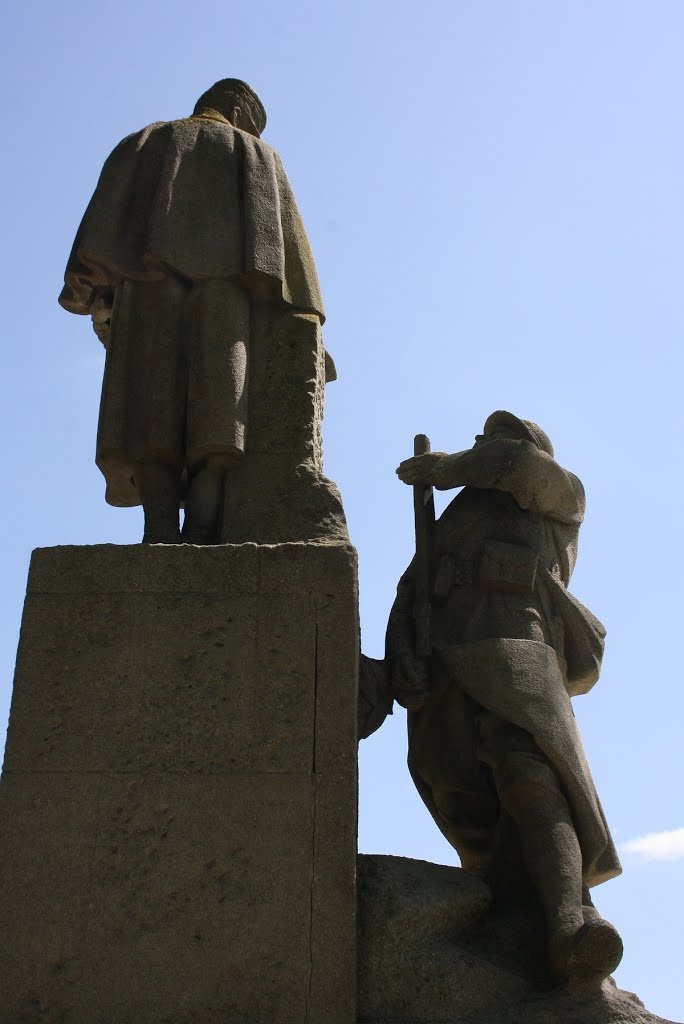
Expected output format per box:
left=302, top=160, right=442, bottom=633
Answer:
left=182, top=461, right=224, bottom=544
left=549, top=917, right=623, bottom=986
left=134, top=462, right=182, bottom=544
left=142, top=520, right=183, bottom=544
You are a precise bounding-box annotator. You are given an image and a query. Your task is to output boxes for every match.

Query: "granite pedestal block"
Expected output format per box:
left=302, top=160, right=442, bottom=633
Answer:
left=0, top=543, right=358, bottom=1024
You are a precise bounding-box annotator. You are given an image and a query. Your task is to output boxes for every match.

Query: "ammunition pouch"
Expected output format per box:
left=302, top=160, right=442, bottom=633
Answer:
left=478, top=540, right=538, bottom=593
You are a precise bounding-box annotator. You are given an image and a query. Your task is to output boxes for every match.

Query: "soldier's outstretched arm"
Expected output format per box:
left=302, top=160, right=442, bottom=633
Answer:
left=397, top=439, right=585, bottom=525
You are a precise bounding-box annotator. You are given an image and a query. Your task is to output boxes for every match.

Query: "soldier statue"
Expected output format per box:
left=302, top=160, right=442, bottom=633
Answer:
left=386, top=411, right=623, bottom=984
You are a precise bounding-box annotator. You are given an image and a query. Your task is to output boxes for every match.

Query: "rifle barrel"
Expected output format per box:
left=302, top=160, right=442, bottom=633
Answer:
left=413, top=434, right=435, bottom=658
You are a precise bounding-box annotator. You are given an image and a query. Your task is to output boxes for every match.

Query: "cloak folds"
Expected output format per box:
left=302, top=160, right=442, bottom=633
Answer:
left=59, top=116, right=325, bottom=319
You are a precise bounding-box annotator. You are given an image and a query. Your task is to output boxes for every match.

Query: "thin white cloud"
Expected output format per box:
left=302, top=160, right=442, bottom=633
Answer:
left=620, top=827, right=684, bottom=862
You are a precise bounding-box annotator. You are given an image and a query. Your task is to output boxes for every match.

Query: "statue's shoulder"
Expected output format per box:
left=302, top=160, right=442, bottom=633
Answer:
left=108, top=118, right=233, bottom=165
left=235, top=125, right=277, bottom=158
left=107, top=120, right=168, bottom=158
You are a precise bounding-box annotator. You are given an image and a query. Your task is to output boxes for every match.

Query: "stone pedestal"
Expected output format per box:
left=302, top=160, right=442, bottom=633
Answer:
left=0, top=543, right=358, bottom=1024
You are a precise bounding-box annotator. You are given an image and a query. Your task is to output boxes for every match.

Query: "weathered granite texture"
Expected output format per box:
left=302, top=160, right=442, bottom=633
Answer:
left=0, top=543, right=358, bottom=1024
left=358, top=855, right=677, bottom=1024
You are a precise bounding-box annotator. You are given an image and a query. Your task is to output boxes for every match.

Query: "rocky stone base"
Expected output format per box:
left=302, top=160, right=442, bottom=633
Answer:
left=358, top=854, right=676, bottom=1024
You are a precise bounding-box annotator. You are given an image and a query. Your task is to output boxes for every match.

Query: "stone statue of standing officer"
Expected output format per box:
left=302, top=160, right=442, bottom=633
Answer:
left=385, top=411, right=623, bottom=985
left=59, top=79, right=328, bottom=543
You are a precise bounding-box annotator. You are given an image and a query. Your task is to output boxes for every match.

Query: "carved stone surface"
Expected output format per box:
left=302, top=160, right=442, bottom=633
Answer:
left=218, top=307, right=347, bottom=544
left=58, top=79, right=344, bottom=544
left=358, top=855, right=676, bottom=1024
left=0, top=543, right=358, bottom=1024
left=384, top=412, right=622, bottom=986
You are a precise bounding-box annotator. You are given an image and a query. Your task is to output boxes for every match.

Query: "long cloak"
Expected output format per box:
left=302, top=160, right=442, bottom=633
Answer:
left=59, top=115, right=325, bottom=319
left=58, top=116, right=325, bottom=505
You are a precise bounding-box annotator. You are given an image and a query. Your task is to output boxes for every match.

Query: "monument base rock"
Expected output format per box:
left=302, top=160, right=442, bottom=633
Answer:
left=358, top=855, right=676, bottom=1024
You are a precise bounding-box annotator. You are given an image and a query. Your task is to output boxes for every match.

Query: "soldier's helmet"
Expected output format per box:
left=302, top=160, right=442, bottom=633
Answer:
left=483, top=410, right=554, bottom=458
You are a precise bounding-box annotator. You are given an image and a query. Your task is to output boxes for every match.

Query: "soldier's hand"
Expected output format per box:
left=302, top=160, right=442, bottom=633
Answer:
left=394, top=688, right=429, bottom=712
left=396, top=452, right=449, bottom=485
left=390, top=653, right=430, bottom=712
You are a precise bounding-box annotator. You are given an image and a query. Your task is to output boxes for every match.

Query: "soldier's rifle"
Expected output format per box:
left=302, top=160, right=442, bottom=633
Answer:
left=412, top=433, right=435, bottom=659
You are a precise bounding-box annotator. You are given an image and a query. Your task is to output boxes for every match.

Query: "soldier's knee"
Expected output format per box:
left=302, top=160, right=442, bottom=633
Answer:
left=496, top=750, right=564, bottom=811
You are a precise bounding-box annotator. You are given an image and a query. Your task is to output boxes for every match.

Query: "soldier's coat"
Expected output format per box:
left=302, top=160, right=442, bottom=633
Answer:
left=388, top=438, right=621, bottom=888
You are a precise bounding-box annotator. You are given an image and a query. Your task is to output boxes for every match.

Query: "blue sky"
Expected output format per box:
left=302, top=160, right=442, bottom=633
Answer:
left=1, top=1, right=683, bottom=1018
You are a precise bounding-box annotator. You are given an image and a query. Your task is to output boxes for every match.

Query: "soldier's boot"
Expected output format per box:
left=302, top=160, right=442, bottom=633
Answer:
left=495, top=750, right=622, bottom=986
left=549, top=917, right=623, bottom=987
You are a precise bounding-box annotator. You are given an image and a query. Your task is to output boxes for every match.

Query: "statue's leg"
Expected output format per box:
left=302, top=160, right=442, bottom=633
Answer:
left=495, top=745, right=583, bottom=932
left=133, top=462, right=182, bottom=544
left=408, top=681, right=498, bottom=878
left=99, top=275, right=188, bottom=530
left=182, top=456, right=226, bottom=544
left=488, top=722, right=622, bottom=983
left=186, top=280, right=249, bottom=462
left=182, top=280, right=248, bottom=543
